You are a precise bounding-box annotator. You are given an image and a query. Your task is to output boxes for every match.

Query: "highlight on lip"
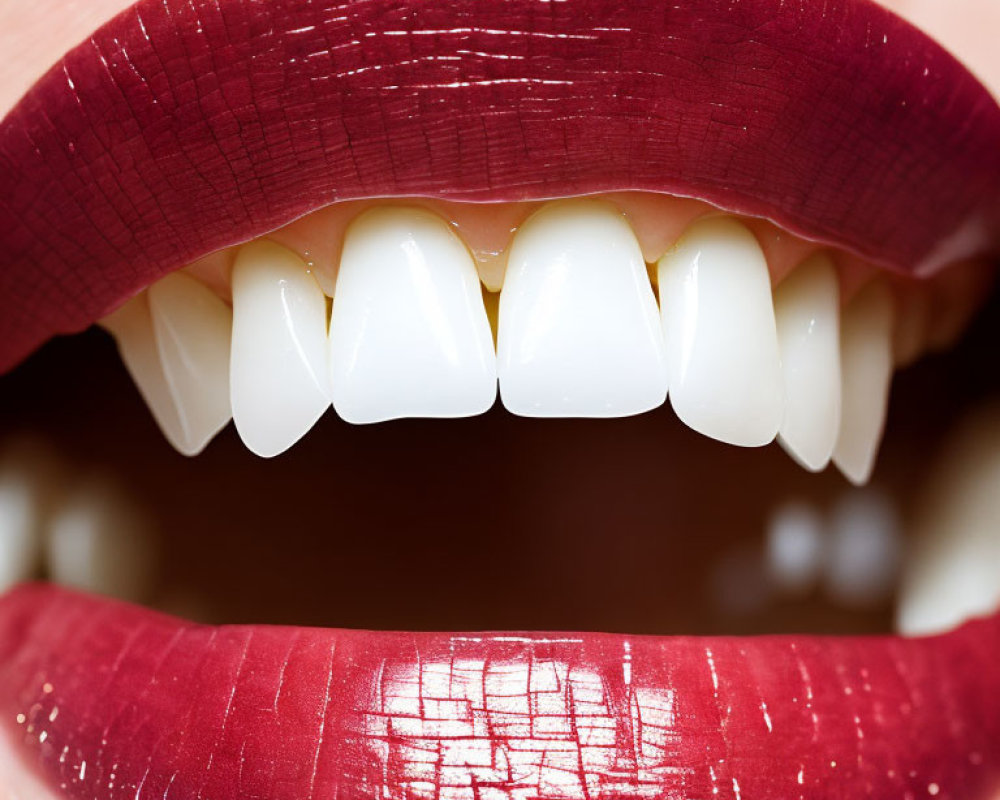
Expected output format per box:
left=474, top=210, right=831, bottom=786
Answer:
left=2, top=584, right=1000, bottom=800
left=1, top=0, right=1000, bottom=799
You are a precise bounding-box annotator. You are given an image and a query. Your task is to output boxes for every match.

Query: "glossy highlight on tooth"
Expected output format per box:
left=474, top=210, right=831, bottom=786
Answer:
left=833, top=282, right=895, bottom=485
left=497, top=200, right=668, bottom=418
left=96, top=197, right=983, bottom=485
left=658, top=217, right=784, bottom=448
left=1, top=0, right=999, bottom=373
left=774, top=254, right=842, bottom=471
left=230, top=242, right=331, bottom=458
left=329, top=207, right=497, bottom=424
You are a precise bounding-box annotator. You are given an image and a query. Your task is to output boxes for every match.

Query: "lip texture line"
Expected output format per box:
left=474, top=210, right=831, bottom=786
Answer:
left=1, top=0, right=999, bottom=373
left=1, top=584, right=998, bottom=800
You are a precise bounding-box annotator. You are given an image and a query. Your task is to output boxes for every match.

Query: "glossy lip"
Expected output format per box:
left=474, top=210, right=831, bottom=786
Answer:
left=2, top=584, right=999, bottom=800
left=1, top=0, right=1000, bottom=374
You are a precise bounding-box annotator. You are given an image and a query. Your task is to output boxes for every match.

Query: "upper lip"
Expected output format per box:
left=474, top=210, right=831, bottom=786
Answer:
left=0, top=0, right=999, bottom=375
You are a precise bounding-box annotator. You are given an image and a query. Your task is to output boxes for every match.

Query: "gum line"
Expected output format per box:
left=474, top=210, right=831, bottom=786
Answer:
left=180, top=192, right=992, bottom=368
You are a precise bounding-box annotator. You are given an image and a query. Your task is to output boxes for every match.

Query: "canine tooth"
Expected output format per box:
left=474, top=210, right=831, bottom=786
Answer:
left=657, top=217, right=783, bottom=446
left=898, top=407, right=1000, bottom=636
left=774, top=254, right=842, bottom=470
left=832, top=281, right=894, bottom=485
left=497, top=199, right=667, bottom=417
left=46, top=479, right=156, bottom=602
left=328, top=207, right=496, bottom=423
left=147, top=272, right=232, bottom=456
left=101, top=294, right=188, bottom=453
left=0, top=472, right=40, bottom=591
left=230, top=241, right=330, bottom=457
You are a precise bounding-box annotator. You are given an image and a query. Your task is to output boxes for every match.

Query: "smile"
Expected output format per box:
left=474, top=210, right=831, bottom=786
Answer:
left=0, top=1, right=999, bottom=799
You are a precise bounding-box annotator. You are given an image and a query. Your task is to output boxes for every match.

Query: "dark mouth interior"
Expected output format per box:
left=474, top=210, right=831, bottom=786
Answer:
left=0, top=266, right=997, bottom=638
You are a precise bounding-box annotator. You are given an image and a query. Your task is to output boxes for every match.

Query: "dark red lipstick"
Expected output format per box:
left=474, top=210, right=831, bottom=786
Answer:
left=2, top=585, right=998, bottom=800
left=1, top=0, right=999, bottom=373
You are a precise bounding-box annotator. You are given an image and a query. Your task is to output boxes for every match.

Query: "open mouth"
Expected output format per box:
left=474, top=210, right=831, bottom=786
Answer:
left=1, top=0, right=1000, bottom=799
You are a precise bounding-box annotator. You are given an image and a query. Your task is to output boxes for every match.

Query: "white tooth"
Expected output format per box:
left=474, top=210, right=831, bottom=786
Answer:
left=0, top=472, right=40, bottom=592
left=230, top=241, right=330, bottom=457
left=897, top=406, right=1000, bottom=636
left=496, top=199, right=667, bottom=417
left=765, top=499, right=826, bottom=596
left=832, top=281, right=894, bottom=485
left=657, top=217, right=783, bottom=447
left=101, top=294, right=188, bottom=453
left=774, top=254, right=842, bottom=470
left=147, top=272, right=233, bottom=456
left=46, top=478, right=156, bottom=602
left=825, top=488, right=902, bottom=608
left=328, top=207, right=497, bottom=423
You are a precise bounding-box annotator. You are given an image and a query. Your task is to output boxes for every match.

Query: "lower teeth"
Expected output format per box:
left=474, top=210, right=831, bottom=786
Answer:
left=897, top=403, right=1000, bottom=636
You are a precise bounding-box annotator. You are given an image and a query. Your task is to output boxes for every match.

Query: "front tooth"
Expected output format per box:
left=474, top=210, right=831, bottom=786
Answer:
left=657, top=217, right=783, bottom=447
left=496, top=199, right=667, bottom=417
left=230, top=241, right=330, bottom=457
left=832, top=281, right=894, bottom=485
left=147, top=272, right=233, bottom=456
left=101, top=294, right=188, bottom=453
left=774, top=254, right=842, bottom=470
left=328, top=207, right=497, bottom=424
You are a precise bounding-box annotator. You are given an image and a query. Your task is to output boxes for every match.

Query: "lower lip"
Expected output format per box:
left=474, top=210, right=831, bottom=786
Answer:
left=2, top=584, right=998, bottom=800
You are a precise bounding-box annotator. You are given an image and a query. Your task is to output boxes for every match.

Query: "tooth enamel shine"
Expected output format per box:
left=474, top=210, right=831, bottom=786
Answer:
left=832, top=281, right=894, bottom=485
left=148, top=272, right=233, bottom=456
left=657, top=217, right=784, bottom=447
left=497, top=199, right=668, bottom=417
left=230, top=241, right=331, bottom=458
left=774, top=254, right=842, bottom=471
left=328, top=206, right=497, bottom=424
left=101, top=295, right=190, bottom=454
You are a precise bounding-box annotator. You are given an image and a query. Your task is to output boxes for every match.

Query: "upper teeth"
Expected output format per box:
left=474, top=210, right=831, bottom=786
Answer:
left=102, top=199, right=898, bottom=483
left=230, top=240, right=331, bottom=458
left=497, top=200, right=667, bottom=417
left=329, top=206, right=497, bottom=424
left=657, top=216, right=783, bottom=447
left=832, top=281, right=894, bottom=485
left=774, top=253, right=842, bottom=471
left=147, top=272, right=233, bottom=456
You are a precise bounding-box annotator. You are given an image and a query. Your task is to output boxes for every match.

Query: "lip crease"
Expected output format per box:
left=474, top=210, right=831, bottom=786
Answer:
left=1, top=584, right=998, bottom=800
left=1, top=0, right=999, bottom=373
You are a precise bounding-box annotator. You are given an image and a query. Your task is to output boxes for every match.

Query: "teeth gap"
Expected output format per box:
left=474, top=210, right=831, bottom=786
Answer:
left=100, top=193, right=983, bottom=481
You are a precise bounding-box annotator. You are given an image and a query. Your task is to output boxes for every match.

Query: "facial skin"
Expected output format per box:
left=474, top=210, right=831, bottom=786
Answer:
left=1, top=0, right=998, bottom=122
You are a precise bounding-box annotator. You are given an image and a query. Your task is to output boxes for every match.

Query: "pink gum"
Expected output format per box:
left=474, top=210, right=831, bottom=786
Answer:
left=184, top=193, right=882, bottom=301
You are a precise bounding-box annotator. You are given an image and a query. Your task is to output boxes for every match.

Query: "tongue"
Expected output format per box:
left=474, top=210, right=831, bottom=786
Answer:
left=1, top=584, right=998, bottom=800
